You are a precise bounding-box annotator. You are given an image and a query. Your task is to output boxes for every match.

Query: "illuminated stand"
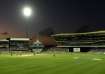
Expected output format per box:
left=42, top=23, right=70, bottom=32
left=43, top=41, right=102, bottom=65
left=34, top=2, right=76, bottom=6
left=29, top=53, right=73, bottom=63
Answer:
left=8, top=38, right=30, bottom=56
left=31, top=40, right=44, bottom=55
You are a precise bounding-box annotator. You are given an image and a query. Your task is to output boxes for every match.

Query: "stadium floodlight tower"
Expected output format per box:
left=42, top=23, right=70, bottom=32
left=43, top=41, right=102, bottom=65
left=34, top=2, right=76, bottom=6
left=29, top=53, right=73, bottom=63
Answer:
left=22, top=6, right=32, bottom=37
left=23, top=6, right=32, bottom=17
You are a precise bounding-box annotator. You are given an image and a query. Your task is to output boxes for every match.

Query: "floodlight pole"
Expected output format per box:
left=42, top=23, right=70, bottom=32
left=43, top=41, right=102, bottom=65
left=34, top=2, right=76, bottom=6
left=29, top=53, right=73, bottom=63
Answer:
left=25, top=19, right=30, bottom=38
left=8, top=38, right=11, bottom=54
left=7, top=38, right=12, bottom=56
left=22, top=6, right=32, bottom=38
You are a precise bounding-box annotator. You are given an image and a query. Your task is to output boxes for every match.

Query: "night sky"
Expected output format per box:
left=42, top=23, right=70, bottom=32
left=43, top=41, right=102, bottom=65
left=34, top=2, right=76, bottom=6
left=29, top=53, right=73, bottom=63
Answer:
left=0, top=0, right=105, bottom=34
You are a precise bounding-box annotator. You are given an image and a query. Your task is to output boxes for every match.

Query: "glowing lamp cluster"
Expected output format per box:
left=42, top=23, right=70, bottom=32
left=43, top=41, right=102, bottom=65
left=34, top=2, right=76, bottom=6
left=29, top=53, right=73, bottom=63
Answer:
left=23, top=6, right=32, bottom=17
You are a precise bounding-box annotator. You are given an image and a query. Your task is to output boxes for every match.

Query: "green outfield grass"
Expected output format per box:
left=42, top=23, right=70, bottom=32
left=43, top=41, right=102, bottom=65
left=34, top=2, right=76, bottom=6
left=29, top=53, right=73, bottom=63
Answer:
left=0, top=52, right=105, bottom=74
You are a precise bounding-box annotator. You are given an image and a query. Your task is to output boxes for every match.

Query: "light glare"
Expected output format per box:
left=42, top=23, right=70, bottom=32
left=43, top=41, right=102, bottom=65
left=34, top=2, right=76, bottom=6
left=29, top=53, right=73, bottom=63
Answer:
left=23, top=6, right=32, bottom=17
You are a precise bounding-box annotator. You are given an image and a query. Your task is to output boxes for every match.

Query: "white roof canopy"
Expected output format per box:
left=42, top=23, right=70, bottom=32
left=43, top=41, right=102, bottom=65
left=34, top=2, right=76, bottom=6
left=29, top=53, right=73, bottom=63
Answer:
left=10, top=38, right=30, bottom=41
left=0, top=39, right=8, bottom=42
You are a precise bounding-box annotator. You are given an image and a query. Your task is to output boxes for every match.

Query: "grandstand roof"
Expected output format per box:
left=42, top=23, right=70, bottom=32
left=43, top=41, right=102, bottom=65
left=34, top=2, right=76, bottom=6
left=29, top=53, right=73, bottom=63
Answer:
left=52, top=30, right=105, bottom=36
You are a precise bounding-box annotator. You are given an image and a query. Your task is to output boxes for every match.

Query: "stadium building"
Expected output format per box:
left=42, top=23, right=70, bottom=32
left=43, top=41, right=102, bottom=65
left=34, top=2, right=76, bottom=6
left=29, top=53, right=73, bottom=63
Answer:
left=52, top=30, right=105, bottom=52
left=0, top=33, right=56, bottom=52
left=0, top=33, right=30, bottom=51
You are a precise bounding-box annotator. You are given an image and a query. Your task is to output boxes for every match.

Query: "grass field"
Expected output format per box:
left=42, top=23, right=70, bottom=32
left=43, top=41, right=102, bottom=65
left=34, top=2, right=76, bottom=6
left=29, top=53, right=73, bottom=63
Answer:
left=0, top=52, right=105, bottom=74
